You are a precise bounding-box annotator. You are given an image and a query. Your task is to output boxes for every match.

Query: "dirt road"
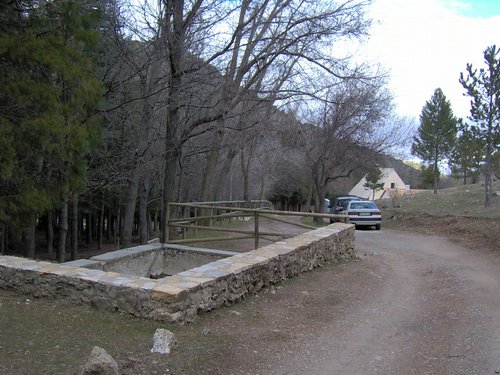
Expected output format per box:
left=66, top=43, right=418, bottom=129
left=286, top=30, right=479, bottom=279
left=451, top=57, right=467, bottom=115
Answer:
left=180, top=229, right=500, bottom=375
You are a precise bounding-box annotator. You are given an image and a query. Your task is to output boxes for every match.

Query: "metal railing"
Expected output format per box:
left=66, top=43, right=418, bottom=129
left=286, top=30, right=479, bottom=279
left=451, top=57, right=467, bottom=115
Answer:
left=165, top=201, right=349, bottom=249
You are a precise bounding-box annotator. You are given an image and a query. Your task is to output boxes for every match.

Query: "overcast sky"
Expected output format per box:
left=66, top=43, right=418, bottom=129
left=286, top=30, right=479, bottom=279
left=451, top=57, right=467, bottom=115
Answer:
left=358, top=0, right=500, bottom=119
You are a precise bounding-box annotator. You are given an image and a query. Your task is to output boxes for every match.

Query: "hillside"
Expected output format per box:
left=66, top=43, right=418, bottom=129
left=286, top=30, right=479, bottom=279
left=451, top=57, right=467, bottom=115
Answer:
left=382, top=181, right=500, bottom=251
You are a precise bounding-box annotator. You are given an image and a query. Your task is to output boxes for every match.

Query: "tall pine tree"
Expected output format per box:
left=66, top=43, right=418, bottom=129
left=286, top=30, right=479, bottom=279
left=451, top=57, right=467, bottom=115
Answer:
left=448, top=124, right=483, bottom=185
left=460, top=45, right=500, bottom=208
left=412, top=88, right=457, bottom=194
left=0, top=1, right=103, bottom=259
left=363, top=167, right=385, bottom=200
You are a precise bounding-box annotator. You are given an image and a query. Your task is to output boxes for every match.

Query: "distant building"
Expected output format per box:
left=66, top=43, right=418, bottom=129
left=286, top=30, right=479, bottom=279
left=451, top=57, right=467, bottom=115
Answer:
left=349, top=168, right=410, bottom=200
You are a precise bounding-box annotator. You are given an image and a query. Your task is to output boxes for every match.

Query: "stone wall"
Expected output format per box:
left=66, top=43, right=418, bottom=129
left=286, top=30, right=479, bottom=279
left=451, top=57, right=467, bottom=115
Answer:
left=0, top=223, right=355, bottom=323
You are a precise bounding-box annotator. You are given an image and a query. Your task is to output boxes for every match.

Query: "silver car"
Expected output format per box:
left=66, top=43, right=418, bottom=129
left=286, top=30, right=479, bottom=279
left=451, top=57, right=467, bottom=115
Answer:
left=344, top=200, right=382, bottom=230
left=329, top=196, right=363, bottom=223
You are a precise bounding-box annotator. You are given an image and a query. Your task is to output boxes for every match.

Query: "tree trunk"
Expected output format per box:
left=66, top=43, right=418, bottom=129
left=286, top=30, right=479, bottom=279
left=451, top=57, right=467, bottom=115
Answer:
left=23, top=214, right=36, bottom=258
left=153, top=211, right=158, bottom=233
left=215, top=146, right=237, bottom=200
left=0, top=222, right=5, bottom=255
left=160, top=0, right=184, bottom=243
left=200, top=123, right=225, bottom=202
left=433, top=152, right=439, bottom=194
left=305, top=179, right=313, bottom=212
left=57, top=198, right=68, bottom=263
left=85, top=213, right=92, bottom=244
left=70, top=195, right=78, bottom=260
left=484, top=139, right=492, bottom=208
left=240, top=150, right=250, bottom=205
left=0, top=222, right=7, bottom=255
left=106, top=208, right=111, bottom=240
left=313, top=168, right=326, bottom=225
left=113, top=206, right=122, bottom=249
left=47, top=209, right=54, bottom=258
left=113, top=214, right=119, bottom=250
left=138, top=177, right=150, bottom=244
left=121, top=168, right=141, bottom=248
left=161, top=148, right=180, bottom=243
left=259, top=174, right=266, bottom=201
left=79, top=211, right=85, bottom=242
left=98, top=198, right=104, bottom=250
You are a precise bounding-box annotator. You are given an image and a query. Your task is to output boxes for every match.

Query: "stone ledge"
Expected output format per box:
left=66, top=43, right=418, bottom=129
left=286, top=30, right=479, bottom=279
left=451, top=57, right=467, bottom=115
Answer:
left=0, top=223, right=355, bottom=323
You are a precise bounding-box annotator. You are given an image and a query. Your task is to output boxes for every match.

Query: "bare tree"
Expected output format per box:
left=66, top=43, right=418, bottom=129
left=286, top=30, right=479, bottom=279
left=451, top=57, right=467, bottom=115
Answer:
left=282, top=79, right=399, bottom=222
left=198, top=0, right=373, bottom=203
left=104, top=0, right=376, bottom=242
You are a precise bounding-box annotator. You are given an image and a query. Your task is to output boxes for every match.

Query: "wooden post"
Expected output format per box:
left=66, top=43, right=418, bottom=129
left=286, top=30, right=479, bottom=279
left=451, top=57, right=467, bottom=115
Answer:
left=254, top=210, right=259, bottom=249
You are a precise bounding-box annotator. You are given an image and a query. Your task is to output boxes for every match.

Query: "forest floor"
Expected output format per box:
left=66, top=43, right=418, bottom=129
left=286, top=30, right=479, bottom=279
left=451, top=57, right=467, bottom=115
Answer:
left=1, top=184, right=499, bottom=374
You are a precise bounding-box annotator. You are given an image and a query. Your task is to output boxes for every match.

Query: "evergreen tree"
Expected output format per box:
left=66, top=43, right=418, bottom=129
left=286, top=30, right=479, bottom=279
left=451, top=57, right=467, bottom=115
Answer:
left=493, top=151, right=500, bottom=180
left=411, top=88, right=457, bottom=194
left=460, top=45, right=500, bottom=208
left=421, top=164, right=440, bottom=189
left=363, top=167, right=385, bottom=200
left=0, top=1, right=103, bottom=258
left=448, top=123, right=483, bottom=185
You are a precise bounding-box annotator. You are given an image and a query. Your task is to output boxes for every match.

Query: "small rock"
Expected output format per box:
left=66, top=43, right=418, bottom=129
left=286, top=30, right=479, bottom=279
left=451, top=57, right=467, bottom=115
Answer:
left=78, top=346, right=119, bottom=375
left=151, top=328, right=177, bottom=354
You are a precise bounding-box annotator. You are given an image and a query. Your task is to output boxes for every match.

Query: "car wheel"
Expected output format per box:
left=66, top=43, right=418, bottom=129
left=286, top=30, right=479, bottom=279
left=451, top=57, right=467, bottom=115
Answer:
left=375, top=224, right=381, bottom=230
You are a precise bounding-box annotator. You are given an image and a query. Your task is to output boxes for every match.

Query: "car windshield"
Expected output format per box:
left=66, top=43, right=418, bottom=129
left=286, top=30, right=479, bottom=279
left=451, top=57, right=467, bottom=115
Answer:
left=349, top=202, right=377, bottom=210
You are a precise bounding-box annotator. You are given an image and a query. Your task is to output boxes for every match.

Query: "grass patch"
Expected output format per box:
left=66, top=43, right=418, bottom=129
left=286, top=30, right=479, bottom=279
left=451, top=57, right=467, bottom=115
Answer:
left=0, top=289, right=244, bottom=374
left=385, top=181, right=500, bottom=218
left=0, top=290, right=169, bottom=374
left=382, top=181, right=500, bottom=251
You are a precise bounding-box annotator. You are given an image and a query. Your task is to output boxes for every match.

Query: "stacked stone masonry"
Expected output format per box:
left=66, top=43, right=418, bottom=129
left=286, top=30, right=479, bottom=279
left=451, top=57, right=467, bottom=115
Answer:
left=0, top=223, right=355, bottom=323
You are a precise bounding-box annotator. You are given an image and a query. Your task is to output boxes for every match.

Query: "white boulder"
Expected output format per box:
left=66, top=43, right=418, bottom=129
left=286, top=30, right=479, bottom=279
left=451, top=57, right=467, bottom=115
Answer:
left=151, top=328, right=177, bottom=354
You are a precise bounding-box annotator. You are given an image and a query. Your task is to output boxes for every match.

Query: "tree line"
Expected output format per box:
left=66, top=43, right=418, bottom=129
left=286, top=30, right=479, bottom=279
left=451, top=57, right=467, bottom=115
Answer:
left=412, top=45, right=499, bottom=207
left=0, top=0, right=425, bottom=260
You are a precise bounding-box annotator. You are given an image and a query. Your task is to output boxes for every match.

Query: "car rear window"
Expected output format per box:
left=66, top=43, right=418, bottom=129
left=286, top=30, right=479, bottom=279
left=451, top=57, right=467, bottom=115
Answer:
left=350, top=202, right=377, bottom=210
left=338, top=198, right=356, bottom=205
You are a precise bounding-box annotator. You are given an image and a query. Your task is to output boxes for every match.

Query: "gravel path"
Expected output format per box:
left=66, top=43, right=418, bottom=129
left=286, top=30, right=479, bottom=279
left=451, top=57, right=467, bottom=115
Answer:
left=191, top=229, right=500, bottom=375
